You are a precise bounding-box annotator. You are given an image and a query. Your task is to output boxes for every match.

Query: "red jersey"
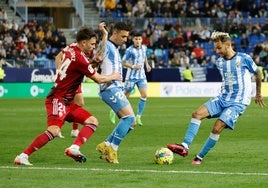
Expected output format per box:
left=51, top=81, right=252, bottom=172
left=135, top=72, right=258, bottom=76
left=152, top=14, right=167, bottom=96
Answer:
left=47, top=43, right=96, bottom=102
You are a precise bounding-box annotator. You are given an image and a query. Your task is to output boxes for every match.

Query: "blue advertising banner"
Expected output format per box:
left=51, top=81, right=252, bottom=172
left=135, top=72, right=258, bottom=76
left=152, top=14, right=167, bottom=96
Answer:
left=3, top=68, right=56, bottom=82
left=2, top=67, right=222, bottom=83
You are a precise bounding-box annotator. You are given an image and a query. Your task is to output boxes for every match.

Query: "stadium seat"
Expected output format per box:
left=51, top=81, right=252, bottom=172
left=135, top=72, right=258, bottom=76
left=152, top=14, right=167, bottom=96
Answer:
left=249, top=35, right=259, bottom=46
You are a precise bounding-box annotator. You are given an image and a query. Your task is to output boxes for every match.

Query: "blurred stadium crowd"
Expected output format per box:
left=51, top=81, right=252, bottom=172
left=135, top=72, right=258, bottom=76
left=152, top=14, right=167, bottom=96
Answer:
left=0, top=0, right=267, bottom=71
left=98, top=0, right=268, bottom=69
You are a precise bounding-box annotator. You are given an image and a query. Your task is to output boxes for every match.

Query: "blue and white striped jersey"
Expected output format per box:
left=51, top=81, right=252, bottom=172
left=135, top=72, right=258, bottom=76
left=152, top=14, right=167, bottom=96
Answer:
left=216, top=52, right=258, bottom=105
left=99, top=40, right=123, bottom=91
left=123, top=44, right=147, bottom=80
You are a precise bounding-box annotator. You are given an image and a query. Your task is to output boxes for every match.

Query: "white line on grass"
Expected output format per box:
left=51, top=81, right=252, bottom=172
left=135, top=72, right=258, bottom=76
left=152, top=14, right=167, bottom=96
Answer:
left=1, top=166, right=268, bottom=176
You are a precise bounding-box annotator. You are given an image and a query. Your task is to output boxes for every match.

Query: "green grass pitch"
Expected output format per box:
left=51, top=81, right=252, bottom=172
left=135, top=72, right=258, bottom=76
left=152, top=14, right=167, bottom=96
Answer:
left=0, top=97, right=267, bottom=188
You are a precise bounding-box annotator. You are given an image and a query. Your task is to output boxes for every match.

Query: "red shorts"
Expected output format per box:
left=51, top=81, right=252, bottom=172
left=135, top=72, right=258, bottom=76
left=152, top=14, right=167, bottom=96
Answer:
left=45, top=96, right=92, bottom=128
left=75, top=84, right=82, bottom=94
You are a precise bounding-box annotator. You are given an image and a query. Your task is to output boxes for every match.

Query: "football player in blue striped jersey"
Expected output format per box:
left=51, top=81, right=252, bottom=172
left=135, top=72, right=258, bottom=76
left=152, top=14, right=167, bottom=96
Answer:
left=168, top=31, right=265, bottom=165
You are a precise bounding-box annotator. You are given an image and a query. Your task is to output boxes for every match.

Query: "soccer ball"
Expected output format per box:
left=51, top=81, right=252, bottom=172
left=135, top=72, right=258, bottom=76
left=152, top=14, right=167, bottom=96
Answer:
left=154, top=147, right=174, bottom=165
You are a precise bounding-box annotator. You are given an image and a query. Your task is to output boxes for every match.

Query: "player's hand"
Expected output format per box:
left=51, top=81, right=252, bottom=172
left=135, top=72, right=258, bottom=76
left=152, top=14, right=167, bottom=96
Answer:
left=92, top=56, right=103, bottom=63
left=133, top=65, right=141, bottom=70
left=111, top=72, right=121, bottom=81
left=146, top=65, right=152, bottom=72
left=254, top=94, right=266, bottom=108
left=91, top=56, right=103, bottom=68
left=98, top=22, right=108, bottom=38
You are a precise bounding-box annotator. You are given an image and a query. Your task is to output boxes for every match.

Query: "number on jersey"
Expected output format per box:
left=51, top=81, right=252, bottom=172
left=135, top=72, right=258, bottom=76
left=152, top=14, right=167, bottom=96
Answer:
left=57, top=57, right=71, bottom=80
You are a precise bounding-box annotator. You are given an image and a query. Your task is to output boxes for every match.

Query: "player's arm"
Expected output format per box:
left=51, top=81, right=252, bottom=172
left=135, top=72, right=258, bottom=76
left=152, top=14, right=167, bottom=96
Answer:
left=55, top=51, right=63, bottom=69
left=95, top=22, right=108, bottom=61
left=90, top=71, right=121, bottom=84
left=122, top=61, right=140, bottom=70
left=82, top=62, right=121, bottom=83
left=144, top=56, right=151, bottom=72
left=55, top=51, right=64, bottom=80
left=121, top=52, right=141, bottom=70
left=91, top=22, right=108, bottom=69
left=254, top=69, right=265, bottom=107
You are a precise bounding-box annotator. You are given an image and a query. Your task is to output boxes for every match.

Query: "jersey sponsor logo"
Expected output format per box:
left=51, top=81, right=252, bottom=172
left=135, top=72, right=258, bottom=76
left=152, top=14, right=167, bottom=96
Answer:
left=87, top=64, right=94, bottom=74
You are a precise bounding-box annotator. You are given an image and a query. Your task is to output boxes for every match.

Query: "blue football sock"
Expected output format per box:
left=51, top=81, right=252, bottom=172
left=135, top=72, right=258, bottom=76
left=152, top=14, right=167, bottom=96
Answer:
left=197, top=133, right=220, bottom=159
left=111, top=115, right=135, bottom=146
left=106, top=129, right=115, bottom=143
left=183, top=118, right=201, bottom=148
left=137, top=98, right=146, bottom=116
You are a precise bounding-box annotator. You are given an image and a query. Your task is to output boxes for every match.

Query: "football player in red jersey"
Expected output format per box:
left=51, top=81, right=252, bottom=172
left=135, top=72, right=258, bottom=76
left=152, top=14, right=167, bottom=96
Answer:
left=56, top=22, right=107, bottom=138
left=14, top=24, right=121, bottom=165
left=55, top=50, right=89, bottom=139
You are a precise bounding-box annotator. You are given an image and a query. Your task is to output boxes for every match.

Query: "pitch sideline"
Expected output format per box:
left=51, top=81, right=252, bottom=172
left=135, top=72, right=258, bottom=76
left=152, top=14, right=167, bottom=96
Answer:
left=1, top=166, right=268, bottom=176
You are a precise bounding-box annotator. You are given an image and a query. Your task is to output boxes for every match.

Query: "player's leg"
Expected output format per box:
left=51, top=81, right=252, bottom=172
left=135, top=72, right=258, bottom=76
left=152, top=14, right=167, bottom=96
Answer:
left=124, top=80, right=135, bottom=98
left=109, top=80, right=133, bottom=125
left=167, top=98, right=216, bottom=157
left=71, top=89, right=84, bottom=137
left=15, top=98, right=65, bottom=165
left=14, top=126, right=59, bottom=166
left=136, top=79, right=148, bottom=126
left=192, top=119, right=225, bottom=165
left=98, top=89, right=117, bottom=158
left=65, top=104, right=98, bottom=163
left=98, top=88, right=135, bottom=163
left=70, top=123, right=79, bottom=137
left=57, top=130, right=65, bottom=138
left=192, top=104, right=246, bottom=165
left=106, top=105, right=135, bottom=163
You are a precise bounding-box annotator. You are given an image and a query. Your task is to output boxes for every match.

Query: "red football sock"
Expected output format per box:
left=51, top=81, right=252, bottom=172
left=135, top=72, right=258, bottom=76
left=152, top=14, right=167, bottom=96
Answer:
left=23, top=130, right=54, bottom=156
left=72, top=122, right=79, bottom=130
left=73, top=123, right=96, bottom=146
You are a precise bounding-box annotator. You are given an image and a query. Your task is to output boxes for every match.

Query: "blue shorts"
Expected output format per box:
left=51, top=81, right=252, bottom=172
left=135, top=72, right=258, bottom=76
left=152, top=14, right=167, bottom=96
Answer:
left=205, top=97, right=248, bottom=130
left=124, top=79, right=147, bottom=93
left=99, top=87, right=130, bottom=113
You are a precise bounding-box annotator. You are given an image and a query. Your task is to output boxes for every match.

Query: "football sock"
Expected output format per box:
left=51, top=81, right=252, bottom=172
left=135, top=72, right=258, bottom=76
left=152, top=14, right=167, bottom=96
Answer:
left=197, top=133, right=220, bottom=159
left=106, top=129, right=115, bottom=143
left=73, top=123, right=96, bottom=146
left=183, top=118, right=201, bottom=148
left=72, top=122, right=79, bottom=130
left=106, top=118, right=117, bottom=144
left=111, top=115, right=135, bottom=146
left=23, top=130, right=54, bottom=156
left=111, top=143, right=118, bottom=151
left=104, top=141, right=111, bottom=146
left=106, top=117, right=135, bottom=143
left=137, top=97, right=146, bottom=116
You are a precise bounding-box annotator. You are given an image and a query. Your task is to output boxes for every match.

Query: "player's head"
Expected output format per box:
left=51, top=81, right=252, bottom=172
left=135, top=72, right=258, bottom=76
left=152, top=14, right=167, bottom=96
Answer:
left=132, top=31, right=142, bottom=48
left=211, top=31, right=233, bottom=59
left=110, top=21, right=132, bottom=46
left=76, top=27, right=97, bottom=53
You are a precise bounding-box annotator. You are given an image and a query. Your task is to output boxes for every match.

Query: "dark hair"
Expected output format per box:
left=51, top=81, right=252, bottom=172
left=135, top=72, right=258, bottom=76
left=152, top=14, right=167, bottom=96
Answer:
left=76, top=27, right=97, bottom=42
left=131, top=30, right=142, bottom=37
left=111, top=21, right=132, bottom=33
